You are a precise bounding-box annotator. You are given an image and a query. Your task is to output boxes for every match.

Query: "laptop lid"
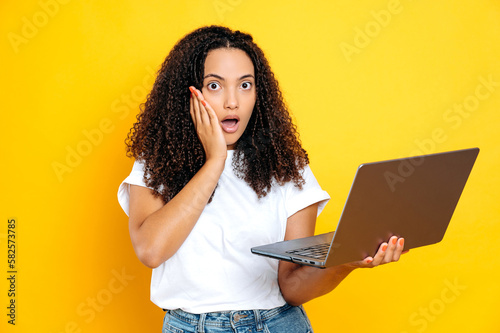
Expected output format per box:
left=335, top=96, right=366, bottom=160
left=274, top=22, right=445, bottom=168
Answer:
left=251, top=147, right=479, bottom=268
left=323, top=147, right=479, bottom=266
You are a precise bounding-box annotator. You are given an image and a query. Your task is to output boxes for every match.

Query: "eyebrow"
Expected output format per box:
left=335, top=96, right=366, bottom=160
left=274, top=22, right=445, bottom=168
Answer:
left=203, top=73, right=255, bottom=81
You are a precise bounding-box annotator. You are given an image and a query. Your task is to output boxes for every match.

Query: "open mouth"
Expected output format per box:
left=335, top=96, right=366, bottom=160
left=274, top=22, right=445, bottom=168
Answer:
left=221, top=116, right=240, bottom=133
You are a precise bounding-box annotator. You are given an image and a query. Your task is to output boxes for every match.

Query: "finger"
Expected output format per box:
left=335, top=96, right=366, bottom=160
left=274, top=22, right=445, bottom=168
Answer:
left=343, top=257, right=373, bottom=269
left=363, top=257, right=374, bottom=267
left=371, top=242, right=388, bottom=266
left=192, top=87, right=211, bottom=125
left=201, top=99, right=221, bottom=128
left=189, top=86, right=200, bottom=123
left=193, top=88, right=220, bottom=130
left=189, top=88, right=196, bottom=125
left=199, top=99, right=211, bottom=125
left=392, top=237, right=405, bottom=261
left=362, top=255, right=379, bottom=268
left=383, top=236, right=399, bottom=263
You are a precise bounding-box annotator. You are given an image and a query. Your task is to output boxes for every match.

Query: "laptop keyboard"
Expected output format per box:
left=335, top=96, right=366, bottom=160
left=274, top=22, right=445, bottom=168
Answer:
left=286, top=243, right=330, bottom=260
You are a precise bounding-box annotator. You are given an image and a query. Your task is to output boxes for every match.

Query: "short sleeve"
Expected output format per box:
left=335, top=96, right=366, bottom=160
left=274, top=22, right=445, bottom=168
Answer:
left=117, top=160, right=150, bottom=216
left=284, top=165, right=330, bottom=218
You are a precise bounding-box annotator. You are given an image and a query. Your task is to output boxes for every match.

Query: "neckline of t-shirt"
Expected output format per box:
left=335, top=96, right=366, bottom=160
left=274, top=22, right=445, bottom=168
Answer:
left=224, top=149, right=234, bottom=169
left=225, top=149, right=235, bottom=167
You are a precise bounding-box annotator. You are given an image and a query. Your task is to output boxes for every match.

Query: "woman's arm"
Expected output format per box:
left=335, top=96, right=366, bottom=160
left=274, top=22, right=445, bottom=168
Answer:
left=278, top=204, right=405, bottom=306
left=128, top=159, right=224, bottom=268
left=128, top=87, right=227, bottom=268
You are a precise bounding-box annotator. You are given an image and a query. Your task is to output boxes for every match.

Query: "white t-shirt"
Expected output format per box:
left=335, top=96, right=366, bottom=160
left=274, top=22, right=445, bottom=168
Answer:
left=117, top=150, right=330, bottom=313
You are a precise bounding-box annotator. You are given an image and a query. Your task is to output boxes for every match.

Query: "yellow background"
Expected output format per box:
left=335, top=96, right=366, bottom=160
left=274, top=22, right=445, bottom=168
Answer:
left=1, top=0, right=499, bottom=332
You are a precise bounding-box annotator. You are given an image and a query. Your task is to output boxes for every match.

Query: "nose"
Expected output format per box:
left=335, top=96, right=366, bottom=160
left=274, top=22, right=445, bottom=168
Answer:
left=224, top=88, right=239, bottom=110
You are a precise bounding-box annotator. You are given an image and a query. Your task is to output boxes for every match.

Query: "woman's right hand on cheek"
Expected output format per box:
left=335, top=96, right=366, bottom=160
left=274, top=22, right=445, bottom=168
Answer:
left=189, top=86, right=227, bottom=163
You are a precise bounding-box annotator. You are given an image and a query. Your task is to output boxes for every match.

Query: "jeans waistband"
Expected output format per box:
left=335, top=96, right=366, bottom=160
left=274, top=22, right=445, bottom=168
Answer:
left=167, top=303, right=293, bottom=330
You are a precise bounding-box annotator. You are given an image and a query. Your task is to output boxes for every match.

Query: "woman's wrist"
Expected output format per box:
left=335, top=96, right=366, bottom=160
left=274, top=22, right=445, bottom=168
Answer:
left=203, top=155, right=226, bottom=174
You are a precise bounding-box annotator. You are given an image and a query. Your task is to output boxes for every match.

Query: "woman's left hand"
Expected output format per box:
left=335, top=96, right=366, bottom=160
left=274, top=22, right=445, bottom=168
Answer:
left=345, top=236, right=407, bottom=269
left=279, top=234, right=407, bottom=305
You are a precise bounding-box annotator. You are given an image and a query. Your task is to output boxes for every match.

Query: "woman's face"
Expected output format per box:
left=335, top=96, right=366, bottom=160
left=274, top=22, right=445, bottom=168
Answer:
left=201, top=48, right=256, bottom=150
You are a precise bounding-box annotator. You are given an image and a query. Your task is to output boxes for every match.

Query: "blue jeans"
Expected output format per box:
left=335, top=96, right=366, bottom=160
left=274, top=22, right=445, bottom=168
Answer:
left=162, top=303, right=313, bottom=333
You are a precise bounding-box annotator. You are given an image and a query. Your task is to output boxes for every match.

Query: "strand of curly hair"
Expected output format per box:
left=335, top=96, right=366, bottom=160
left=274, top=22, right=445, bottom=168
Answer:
left=125, top=26, right=309, bottom=204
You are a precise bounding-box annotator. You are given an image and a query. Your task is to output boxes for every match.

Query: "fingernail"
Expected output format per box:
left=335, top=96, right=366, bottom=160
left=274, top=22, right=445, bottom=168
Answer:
left=381, top=244, right=388, bottom=252
left=399, top=238, right=405, bottom=246
left=392, top=237, right=397, bottom=245
left=189, top=86, right=194, bottom=93
left=366, top=258, right=373, bottom=264
left=201, top=100, right=207, bottom=107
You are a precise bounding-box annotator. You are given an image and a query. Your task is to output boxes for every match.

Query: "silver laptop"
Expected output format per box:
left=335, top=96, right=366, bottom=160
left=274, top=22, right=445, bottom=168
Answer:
left=251, top=148, right=479, bottom=268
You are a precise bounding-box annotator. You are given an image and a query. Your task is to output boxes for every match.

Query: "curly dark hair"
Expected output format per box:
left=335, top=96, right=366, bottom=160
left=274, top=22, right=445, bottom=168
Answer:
left=126, top=25, right=309, bottom=203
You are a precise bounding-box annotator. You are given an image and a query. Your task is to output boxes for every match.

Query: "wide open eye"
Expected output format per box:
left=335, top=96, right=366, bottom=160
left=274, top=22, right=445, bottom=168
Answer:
left=240, top=81, right=252, bottom=90
left=207, top=82, right=221, bottom=91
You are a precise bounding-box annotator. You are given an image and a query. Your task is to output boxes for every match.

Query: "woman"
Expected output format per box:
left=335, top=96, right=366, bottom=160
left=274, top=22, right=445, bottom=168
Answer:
left=118, top=25, right=404, bottom=332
